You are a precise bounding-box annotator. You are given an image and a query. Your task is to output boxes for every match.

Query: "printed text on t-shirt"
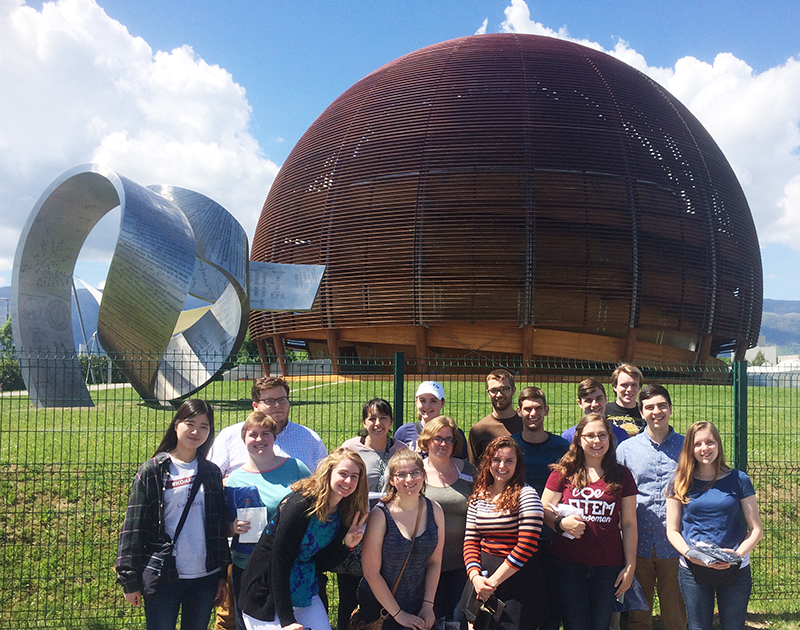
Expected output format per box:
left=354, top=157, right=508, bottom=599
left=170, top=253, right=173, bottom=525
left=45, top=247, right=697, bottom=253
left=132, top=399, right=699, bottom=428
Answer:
left=567, top=487, right=615, bottom=523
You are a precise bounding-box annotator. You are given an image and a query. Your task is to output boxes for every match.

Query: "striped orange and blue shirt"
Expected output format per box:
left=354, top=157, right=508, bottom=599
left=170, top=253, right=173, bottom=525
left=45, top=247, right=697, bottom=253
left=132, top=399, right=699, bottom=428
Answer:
left=463, top=485, right=543, bottom=575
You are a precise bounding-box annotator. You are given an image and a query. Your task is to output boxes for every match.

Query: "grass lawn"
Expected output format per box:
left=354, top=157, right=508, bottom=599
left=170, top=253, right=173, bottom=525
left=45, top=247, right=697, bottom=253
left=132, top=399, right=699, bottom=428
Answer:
left=1, top=366, right=799, bottom=628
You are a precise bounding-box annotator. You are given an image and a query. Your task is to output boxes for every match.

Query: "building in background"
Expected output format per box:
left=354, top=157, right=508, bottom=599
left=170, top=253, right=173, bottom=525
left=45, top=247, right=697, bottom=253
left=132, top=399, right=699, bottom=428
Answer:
left=231, top=36, right=763, bottom=366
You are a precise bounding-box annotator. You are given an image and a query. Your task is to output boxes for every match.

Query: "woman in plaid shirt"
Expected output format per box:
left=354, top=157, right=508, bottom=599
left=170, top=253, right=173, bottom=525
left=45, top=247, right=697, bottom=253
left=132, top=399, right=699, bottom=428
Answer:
left=116, top=399, right=231, bottom=630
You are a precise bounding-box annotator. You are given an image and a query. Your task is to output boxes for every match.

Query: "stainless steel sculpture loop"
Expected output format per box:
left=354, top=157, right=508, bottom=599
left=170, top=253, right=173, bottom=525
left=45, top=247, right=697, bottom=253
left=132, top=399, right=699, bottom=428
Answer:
left=12, top=164, right=324, bottom=407
left=143, top=185, right=249, bottom=403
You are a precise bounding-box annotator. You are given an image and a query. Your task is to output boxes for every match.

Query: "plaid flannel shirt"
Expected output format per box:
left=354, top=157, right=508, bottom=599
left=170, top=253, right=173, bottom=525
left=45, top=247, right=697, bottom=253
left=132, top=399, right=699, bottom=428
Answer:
left=115, top=452, right=230, bottom=594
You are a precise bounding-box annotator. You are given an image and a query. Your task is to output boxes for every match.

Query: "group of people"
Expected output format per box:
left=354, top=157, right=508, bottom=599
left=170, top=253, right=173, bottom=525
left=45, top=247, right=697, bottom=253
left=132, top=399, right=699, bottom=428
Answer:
left=116, top=368, right=762, bottom=630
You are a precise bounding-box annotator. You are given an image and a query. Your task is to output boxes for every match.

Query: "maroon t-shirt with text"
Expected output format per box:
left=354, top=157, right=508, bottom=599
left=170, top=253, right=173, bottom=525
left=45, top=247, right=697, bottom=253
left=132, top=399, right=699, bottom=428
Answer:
left=546, top=466, right=637, bottom=566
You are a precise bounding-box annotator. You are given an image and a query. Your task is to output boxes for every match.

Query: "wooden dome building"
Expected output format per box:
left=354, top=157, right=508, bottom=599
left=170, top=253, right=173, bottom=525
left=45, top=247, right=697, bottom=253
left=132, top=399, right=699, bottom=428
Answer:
left=249, top=34, right=762, bottom=366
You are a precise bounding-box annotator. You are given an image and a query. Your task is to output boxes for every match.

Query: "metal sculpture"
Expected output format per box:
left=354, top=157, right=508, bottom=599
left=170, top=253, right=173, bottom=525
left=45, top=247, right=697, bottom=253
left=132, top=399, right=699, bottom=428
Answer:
left=12, top=164, right=324, bottom=407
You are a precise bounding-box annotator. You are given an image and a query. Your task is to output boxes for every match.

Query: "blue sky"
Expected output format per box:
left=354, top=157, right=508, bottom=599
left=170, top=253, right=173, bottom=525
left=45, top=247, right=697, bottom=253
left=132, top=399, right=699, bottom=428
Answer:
left=85, top=0, right=800, bottom=165
left=3, top=0, right=800, bottom=300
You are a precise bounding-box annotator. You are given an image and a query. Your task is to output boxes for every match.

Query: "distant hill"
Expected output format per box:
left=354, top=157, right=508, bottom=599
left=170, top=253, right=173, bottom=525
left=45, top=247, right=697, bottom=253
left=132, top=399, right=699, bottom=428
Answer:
left=763, top=299, right=800, bottom=315
left=761, top=299, right=800, bottom=355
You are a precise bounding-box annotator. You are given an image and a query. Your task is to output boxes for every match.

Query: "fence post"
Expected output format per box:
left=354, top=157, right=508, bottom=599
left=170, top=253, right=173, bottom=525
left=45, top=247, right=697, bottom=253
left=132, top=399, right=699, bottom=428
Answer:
left=732, top=360, right=747, bottom=472
left=393, top=351, right=405, bottom=432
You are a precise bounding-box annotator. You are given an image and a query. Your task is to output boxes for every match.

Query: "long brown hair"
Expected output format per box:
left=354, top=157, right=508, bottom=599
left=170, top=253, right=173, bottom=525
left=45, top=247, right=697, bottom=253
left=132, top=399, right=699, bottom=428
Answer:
left=550, top=413, right=622, bottom=494
left=669, top=421, right=729, bottom=505
left=469, top=436, right=525, bottom=512
left=292, top=448, right=369, bottom=525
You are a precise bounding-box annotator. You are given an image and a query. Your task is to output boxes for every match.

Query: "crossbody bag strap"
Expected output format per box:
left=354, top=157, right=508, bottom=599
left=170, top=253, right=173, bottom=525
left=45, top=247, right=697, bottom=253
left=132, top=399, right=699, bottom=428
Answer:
left=171, top=467, right=203, bottom=544
left=389, top=495, right=424, bottom=596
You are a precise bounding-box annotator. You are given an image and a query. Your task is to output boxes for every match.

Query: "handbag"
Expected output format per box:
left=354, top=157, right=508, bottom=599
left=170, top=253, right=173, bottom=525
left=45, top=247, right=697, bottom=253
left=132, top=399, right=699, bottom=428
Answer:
left=141, top=469, right=203, bottom=596
left=457, top=552, right=504, bottom=630
left=457, top=580, right=504, bottom=630
left=687, top=561, right=739, bottom=588
left=347, top=497, right=424, bottom=630
left=348, top=607, right=390, bottom=630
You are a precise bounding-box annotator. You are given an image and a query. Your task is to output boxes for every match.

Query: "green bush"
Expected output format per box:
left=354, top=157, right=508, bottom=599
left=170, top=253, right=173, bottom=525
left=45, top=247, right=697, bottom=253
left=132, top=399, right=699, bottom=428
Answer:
left=0, top=318, right=25, bottom=392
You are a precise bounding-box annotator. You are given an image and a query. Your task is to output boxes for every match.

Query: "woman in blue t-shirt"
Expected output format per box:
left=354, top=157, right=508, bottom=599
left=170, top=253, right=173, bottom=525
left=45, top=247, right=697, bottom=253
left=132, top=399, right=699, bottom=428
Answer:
left=227, top=411, right=312, bottom=629
left=666, top=421, right=762, bottom=630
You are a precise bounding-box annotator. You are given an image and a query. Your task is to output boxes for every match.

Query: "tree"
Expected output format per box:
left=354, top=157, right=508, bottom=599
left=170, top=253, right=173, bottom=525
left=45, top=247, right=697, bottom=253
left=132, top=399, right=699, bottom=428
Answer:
left=1, top=317, right=25, bottom=391
left=750, top=350, right=767, bottom=366
left=235, top=328, right=267, bottom=364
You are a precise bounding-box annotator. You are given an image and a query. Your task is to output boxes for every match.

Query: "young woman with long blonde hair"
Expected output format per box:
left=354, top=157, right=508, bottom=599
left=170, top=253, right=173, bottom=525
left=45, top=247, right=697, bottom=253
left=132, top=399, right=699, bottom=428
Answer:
left=237, top=448, right=370, bottom=630
left=666, top=421, right=762, bottom=630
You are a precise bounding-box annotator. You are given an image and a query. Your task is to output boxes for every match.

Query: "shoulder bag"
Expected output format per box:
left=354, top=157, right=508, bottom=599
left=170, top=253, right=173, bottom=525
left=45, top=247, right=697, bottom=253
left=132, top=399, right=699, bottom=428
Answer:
left=141, top=467, right=203, bottom=596
left=348, top=497, right=424, bottom=630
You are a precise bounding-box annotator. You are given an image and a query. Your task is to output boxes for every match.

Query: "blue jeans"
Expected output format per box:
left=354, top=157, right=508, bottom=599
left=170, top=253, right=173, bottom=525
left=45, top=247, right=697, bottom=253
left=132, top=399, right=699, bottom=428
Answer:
left=554, top=559, right=622, bottom=630
left=434, top=567, right=467, bottom=622
left=678, top=563, right=751, bottom=630
left=144, top=572, right=220, bottom=630
left=537, top=541, right=562, bottom=630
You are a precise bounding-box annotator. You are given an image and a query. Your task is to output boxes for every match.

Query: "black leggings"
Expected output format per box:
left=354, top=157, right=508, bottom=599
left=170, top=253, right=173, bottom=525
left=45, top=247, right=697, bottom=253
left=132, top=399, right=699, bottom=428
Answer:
left=336, top=573, right=361, bottom=630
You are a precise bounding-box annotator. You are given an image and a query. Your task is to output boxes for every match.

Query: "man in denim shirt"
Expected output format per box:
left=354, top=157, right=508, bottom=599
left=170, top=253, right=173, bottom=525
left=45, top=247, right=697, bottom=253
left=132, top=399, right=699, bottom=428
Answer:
left=617, top=384, right=687, bottom=630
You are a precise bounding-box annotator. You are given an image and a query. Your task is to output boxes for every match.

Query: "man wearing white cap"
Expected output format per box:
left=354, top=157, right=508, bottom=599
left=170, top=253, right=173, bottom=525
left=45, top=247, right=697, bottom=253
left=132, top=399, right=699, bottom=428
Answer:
left=395, top=380, right=468, bottom=459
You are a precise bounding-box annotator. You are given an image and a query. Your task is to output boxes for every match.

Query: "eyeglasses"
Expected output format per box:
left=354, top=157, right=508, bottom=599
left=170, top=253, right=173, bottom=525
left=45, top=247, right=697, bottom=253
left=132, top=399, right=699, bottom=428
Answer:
left=487, top=386, right=511, bottom=395
left=582, top=432, right=610, bottom=442
left=258, top=396, right=289, bottom=406
left=431, top=436, right=456, bottom=446
left=393, top=470, right=423, bottom=480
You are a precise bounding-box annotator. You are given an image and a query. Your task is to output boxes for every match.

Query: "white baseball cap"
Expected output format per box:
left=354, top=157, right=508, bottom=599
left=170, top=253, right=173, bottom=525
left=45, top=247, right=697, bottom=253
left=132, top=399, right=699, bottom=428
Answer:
left=415, top=381, right=445, bottom=400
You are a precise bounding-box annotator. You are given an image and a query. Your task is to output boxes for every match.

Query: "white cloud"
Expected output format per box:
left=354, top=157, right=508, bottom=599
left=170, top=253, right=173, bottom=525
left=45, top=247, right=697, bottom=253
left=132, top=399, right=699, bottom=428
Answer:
left=501, top=0, right=603, bottom=52
left=475, top=18, right=488, bottom=36
left=774, top=174, right=800, bottom=236
left=664, top=55, right=800, bottom=248
left=0, top=0, right=278, bottom=281
left=501, top=0, right=800, bottom=252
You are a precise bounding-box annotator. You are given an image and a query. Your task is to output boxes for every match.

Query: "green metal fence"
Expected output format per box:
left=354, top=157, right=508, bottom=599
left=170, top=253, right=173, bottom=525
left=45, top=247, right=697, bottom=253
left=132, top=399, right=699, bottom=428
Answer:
left=0, top=352, right=797, bottom=628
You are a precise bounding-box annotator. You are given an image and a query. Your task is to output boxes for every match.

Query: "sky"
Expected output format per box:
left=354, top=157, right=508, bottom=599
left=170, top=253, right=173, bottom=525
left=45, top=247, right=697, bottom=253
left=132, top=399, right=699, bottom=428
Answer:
left=2, top=0, right=800, bottom=301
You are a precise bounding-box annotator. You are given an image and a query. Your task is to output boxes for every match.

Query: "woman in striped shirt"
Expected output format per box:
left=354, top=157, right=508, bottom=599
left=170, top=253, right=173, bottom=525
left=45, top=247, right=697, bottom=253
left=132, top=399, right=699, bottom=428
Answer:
left=463, top=436, right=544, bottom=630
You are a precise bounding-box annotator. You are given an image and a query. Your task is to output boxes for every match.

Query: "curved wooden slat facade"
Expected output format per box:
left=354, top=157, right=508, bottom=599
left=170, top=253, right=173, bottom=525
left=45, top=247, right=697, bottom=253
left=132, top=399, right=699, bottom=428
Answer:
left=250, top=34, right=762, bottom=365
